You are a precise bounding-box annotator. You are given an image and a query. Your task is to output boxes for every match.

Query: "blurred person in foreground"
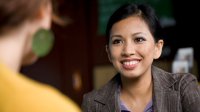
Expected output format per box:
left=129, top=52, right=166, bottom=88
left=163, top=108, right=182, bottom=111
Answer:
left=82, top=3, right=200, bottom=112
left=0, top=0, right=81, bottom=112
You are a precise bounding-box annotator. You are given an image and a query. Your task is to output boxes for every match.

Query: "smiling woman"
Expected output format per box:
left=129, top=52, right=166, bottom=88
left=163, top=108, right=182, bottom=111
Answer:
left=82, top=3, right=200, bottom=112
left=107, top=16, right=163, bottom=80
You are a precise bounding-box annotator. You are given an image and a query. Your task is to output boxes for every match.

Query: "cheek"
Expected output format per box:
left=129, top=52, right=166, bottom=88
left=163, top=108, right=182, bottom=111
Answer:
left=109, top=47, right=121, bottom=60
left=138, top=45, right=155, bottom=58
left=24, top=35, right=33, bottom=55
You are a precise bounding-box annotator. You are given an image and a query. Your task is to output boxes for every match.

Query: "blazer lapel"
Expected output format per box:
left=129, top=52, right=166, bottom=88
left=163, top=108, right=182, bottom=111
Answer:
left=94, top=74, right=121, bottom=112
left=93, top=66, right=181, bottom=112
left=152, top=66, right=180, bottom=112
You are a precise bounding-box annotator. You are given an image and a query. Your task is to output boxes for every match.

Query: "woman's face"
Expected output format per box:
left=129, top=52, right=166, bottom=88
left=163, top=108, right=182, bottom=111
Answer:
left=107, top=16, right=163, bottom=79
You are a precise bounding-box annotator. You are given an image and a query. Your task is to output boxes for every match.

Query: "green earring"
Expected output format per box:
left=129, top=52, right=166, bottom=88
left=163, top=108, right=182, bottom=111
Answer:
left=32, top=28, right=54, bottom=57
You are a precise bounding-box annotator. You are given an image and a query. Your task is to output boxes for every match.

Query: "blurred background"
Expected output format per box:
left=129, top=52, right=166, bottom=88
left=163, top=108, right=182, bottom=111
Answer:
left=20, top=0, right=200, bottom=106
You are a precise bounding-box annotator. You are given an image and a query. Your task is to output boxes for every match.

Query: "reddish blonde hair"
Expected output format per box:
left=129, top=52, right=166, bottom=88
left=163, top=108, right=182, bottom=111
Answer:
left=0, top=0, right=50, bottom=34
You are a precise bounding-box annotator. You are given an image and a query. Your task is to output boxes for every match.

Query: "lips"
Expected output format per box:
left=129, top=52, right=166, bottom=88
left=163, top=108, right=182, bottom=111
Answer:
left=121, top=59, right=140, bottom=70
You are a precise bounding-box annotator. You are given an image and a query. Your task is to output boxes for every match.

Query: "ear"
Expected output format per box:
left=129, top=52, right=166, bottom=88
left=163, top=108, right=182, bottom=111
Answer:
left=153, top=39, right=164, bottom=59
left=35, top=2, right=52, bottom=29
left=106, top=45, right=112, bottom=63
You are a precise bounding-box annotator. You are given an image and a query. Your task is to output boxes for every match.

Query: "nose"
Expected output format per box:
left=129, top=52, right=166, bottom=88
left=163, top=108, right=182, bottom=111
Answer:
left=121, top=41, right=135, bottom=57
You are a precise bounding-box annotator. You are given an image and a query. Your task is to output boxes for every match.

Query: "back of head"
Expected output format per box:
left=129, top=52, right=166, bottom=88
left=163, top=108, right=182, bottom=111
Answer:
left=106, top=3, right=163, bottom=44
left=0, top=0, right=50, bottom=35
left=0, top=0, right=53, bottom=68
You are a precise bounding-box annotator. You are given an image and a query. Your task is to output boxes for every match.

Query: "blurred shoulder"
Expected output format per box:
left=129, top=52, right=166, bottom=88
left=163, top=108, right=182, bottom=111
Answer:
left=152, top=65, right=199, bottom=89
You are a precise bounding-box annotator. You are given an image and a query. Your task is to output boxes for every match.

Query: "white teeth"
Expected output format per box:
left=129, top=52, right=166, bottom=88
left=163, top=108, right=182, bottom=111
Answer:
left=123, top=61, right=138, bottom=65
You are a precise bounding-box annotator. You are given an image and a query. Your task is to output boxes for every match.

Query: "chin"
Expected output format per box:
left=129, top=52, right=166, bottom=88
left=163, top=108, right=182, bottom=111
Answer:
left=120, top=70, right=141, bottom=79
left=124, top=74, right=140, bottom=79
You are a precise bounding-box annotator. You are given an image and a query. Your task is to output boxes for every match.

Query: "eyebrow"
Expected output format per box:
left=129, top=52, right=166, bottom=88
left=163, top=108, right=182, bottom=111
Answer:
left=110, top=32, right=145, bottom=38
left=132, top=32, right=144, bottom=36
left=110, top=34, right=122, bottom=38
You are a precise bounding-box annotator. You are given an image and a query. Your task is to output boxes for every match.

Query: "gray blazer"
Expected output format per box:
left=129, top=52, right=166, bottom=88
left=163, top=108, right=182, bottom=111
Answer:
left=82, top=66, right=200, bottom=112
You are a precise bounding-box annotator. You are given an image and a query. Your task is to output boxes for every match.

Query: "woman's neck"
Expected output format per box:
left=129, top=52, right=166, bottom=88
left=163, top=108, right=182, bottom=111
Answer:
left=121, top=74, right=152, bottom=99
left=0, top=28, right=28, bottom=72
left=120, top=71, right=153, bottom=111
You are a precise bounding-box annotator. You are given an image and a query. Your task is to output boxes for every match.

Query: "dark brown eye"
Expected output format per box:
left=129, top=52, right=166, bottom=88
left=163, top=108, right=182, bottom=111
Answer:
left=134, top=37, right=146, bottom=43
left=112, top=39, right=122, bottom=44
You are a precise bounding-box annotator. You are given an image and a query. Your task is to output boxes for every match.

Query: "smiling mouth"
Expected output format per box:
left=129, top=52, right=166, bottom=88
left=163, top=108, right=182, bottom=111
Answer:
left=121, top=60, right=140, bottom=70
left=123, top=60, right=139, bottom=65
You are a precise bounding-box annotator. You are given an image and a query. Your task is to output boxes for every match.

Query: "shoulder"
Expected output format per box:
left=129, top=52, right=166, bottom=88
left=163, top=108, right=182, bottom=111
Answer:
left=152, top=66, right=200, bottom=93
left=83, top=74, right=120, bottom=99
left=152, top=66, right=200, bottom=112
left=152, top=66, right=198, bottom=85
left=82, top=89, right=98, bottom=103
left=173, top=73, right=200, bottom=111
left=34, top=84, right=82, bottom=112
left=82, top=74, right=120, bottom=110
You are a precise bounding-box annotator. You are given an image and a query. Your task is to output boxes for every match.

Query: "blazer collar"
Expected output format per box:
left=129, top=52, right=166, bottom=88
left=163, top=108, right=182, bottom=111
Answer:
left=152, top=66, right=178, bottom=112
left=152, top=66, right=176, bottom=89
left=93, top=66, right=178, bottom=112
left=94, top=73, right=121, bottom=112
